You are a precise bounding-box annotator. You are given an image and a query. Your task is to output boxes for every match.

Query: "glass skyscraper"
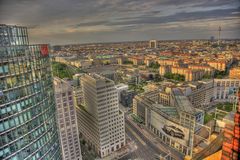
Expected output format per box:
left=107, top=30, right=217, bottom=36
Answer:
left=0, top=24, right=62, bottom=159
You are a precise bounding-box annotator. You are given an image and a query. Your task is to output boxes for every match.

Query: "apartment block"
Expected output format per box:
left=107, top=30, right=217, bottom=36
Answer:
left=229, top=67, right=240, bottom=79
left=159, top=65, right=171, bottom=76
left=207, top=60, right=226, bottom=71
left=171, top=67, right=205, bottom=81
left=188, top=64, right=215, bottom=76
left=157, top=59, right=180, bottom=66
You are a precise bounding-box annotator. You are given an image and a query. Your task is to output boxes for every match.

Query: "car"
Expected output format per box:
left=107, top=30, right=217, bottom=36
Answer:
left=162, top=125, right=185, bottom=139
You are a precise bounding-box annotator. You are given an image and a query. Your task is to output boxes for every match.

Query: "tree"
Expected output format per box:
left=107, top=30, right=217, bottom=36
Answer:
left=203, top=74, right=211, bottom=79
left=123, top=60, right=133, bottom=64
left=214, top=70, right=227, bottom=78
left=164, top=73, right=185, bottom=81
left=154, top=74, right=162, bottom=82
left=52, top=62, right=74, bottom=79
left=149, top=62, right=160, bottom=69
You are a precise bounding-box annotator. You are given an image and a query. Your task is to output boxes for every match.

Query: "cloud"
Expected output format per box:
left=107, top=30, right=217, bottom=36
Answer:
left=0, top=0, right=239, bottom=44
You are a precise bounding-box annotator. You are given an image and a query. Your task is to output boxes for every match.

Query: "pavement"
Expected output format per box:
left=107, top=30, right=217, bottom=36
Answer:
left=119, top=115, right=184, bottom=160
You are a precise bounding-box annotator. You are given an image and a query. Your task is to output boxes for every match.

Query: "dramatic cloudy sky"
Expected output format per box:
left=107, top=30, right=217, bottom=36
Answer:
left=0, top=0, right=240, bottom=44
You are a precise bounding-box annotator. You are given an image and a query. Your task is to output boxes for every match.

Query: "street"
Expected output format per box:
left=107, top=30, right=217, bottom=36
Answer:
left=120, top=122, right=164, bottom=160
left=119, top=116, right=184, bottom=160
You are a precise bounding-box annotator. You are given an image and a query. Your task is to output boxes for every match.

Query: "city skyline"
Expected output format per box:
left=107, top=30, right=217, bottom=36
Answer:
left=0, top=0, right=240, bottom=45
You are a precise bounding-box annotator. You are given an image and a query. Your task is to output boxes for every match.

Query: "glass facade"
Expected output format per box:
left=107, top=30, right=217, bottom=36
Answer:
left=0, top=25, right=62, bottom=159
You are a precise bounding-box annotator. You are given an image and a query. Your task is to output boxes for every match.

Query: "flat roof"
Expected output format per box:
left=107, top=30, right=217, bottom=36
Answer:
left=172, top=88, right=195, bottom=114
left=153, top=104, right=179, bottom=117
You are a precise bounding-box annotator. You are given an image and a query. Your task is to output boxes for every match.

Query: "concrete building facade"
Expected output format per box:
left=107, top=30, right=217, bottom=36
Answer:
left=214, top=79, right=240, bottom=103
left=77, top=74, right=125, bottom=158
left=133, top=89, right=204, bottom=157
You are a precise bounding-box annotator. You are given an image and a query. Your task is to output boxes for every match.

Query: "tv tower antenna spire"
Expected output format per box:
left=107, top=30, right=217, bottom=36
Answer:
left=218, top=26, right=221, bottom=46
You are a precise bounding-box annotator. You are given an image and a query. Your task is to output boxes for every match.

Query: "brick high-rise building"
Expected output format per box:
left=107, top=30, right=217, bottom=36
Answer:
left=221, top=91, right=240, bottom=160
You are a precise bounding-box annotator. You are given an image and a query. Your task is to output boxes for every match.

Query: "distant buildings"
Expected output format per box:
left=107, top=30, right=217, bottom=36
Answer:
left=229, top=67, right=240, bottom=79
left=0, top=24, right=62, bottom=159
left=149, top=40, right=157, bottom=48
left=188, top=64, right=214, bottom=76
left=55, top=56, right=92, bottom=69
left=159, top=65, right=172, bottom=76
left=171, top=66, right=205, bottom=81
left=128, top=56, right=144, bottom=65
left=54, top=78, right=82, bottom=160
left=159, top=65, right=205, bottom=81
left=77, top=74, right=125, bottom=158
left=207, top=60, right=226, bottom=71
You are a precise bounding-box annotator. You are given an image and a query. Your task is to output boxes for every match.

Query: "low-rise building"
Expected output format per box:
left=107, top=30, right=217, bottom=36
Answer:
left=185, top=80, right=214, bottom=109
left=157, top=59, right=180, bottom=66
left=133, top=89, right=204, bottom=157
left=214, top=79, right=240, bottom=103
left=158, top=91, right=171, bottom=106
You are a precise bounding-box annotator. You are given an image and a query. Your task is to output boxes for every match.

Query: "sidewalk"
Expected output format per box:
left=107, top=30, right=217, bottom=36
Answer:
left=102, top=135, right=135, bottom=160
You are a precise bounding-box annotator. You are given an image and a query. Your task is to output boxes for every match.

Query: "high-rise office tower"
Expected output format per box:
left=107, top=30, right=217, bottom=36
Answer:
left=0, top=25, right=62, bottom=159
left=54, top=78, right=82, bottom=160
left=77, top=74, right=125, bottom=158
left=149, top=40, right=157, bottom=48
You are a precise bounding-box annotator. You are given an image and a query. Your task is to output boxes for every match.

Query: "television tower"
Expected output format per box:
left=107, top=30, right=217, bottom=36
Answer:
left=218, top=26, right=221, bottom=46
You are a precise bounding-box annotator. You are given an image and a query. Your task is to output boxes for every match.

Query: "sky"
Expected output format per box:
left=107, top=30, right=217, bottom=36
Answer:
left=0, top=0, right=240, bottom=45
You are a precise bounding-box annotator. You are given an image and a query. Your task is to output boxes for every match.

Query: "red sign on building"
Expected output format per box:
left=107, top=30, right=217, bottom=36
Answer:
left=40, top=44, right=49, bottom=57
